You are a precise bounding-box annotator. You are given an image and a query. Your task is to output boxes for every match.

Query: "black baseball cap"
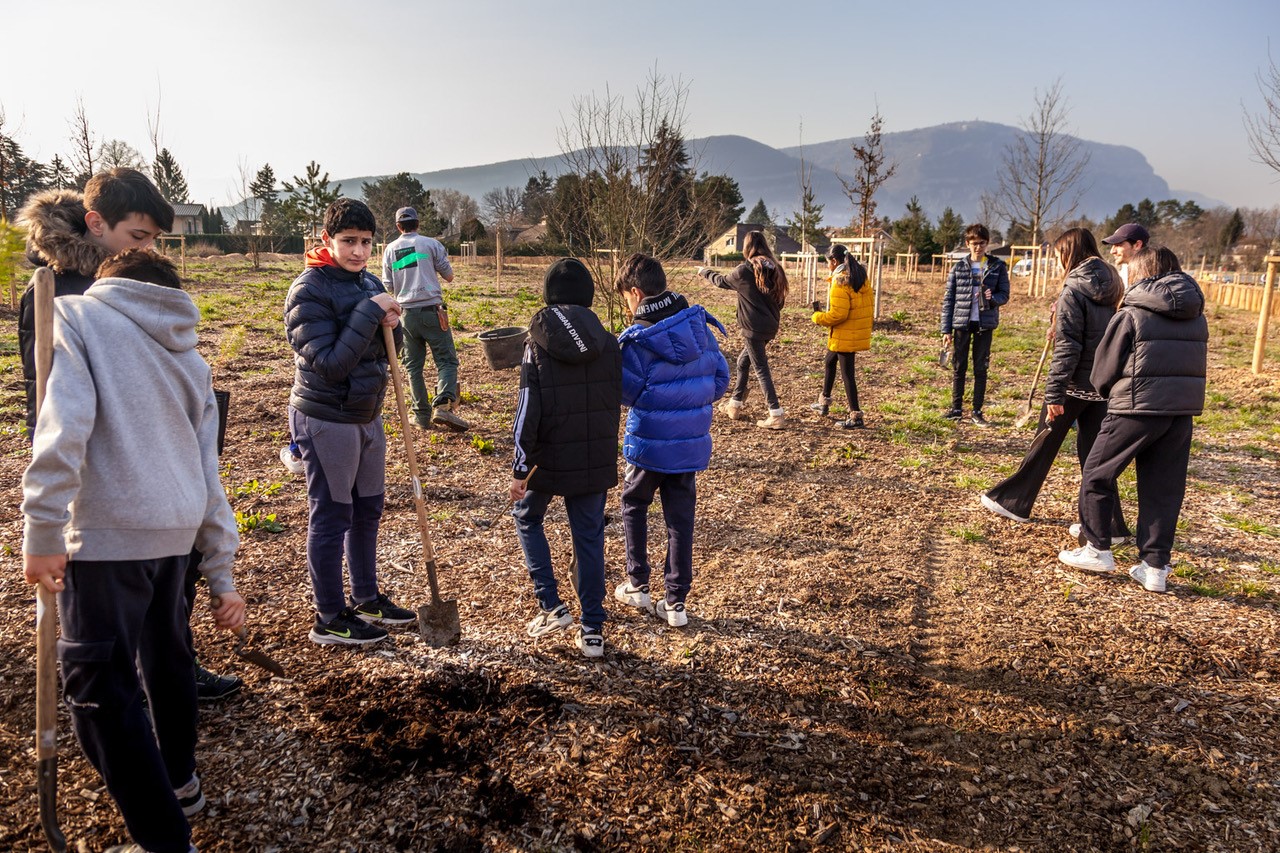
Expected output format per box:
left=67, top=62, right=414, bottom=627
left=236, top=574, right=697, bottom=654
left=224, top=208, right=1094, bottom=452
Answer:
left=1101, top=223, right=1150, bottom=245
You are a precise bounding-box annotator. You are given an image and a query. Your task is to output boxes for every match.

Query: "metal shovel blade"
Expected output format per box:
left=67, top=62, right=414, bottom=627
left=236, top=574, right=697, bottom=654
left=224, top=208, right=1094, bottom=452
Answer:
left=418, top=598, right=461, bottom=647
left=231, top=628, right=286, bottom=677
left=1014, top=403, right=1038, bottom=429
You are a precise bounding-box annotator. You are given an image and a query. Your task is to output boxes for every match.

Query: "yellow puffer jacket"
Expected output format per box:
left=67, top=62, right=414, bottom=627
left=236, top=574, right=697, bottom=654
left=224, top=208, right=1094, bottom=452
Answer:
left=811, top=265, right=873, bottom=352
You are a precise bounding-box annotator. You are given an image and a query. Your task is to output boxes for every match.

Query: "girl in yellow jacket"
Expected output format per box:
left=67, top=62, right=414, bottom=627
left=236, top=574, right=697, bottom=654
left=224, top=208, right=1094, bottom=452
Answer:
left=810, top=244, right=873, bottom=428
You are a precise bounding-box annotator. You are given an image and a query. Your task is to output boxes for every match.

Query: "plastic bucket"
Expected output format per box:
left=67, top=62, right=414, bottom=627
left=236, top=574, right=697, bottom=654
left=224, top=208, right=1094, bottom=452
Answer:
left=477, top=326, right=528, bottom=370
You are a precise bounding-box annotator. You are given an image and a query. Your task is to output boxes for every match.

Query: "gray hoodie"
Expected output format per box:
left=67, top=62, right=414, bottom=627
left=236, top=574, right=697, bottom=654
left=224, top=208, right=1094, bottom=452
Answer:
left=21, top=277, right=238, bottom=595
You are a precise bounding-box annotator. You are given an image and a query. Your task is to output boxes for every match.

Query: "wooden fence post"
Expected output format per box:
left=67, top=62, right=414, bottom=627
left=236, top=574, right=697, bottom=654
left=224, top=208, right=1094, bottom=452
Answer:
left=1252, top=256, right=1279, bottom=374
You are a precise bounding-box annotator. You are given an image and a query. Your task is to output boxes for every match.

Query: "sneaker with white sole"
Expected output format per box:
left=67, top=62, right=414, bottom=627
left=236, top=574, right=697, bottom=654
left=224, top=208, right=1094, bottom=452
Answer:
left=174, top=773, right=205, bottom=817
left=1129, top=563, right=1170, bottom=593
left=280, top=444, right=305, bottom=475
left=980, top=494, right=1028, bottom=523
left=655, top=599, right=688, bottom=627
left=1068, top=523, right=1129, bottom=548
left=1058, top=543, right=1116, bottom=573
left=351, top=593, right=417, bottom=626
left=614, top=581, right=651, bottom=610
left=309, top=609, right=389, bottom=645
left=526, top=603, right=573, bottom=638
left=575, top=626, right=605, bottom=658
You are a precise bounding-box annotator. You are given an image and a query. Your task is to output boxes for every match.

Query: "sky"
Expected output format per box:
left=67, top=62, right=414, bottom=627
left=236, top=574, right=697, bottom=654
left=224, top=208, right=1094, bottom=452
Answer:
left=2, top=0, right=1278, bottom=214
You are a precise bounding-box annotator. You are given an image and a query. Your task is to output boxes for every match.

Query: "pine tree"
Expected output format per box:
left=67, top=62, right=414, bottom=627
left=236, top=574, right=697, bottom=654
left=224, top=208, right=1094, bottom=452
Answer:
left=362, top=172, right=444, bottom=242
left=746, top=198, right=770, bottom=226
left=785, top=183, right=824, bottom=249
left=151, top=148, right=190, bottom=204
left=935, top=207, right=965, bottom=253
left=48, top=155, right=72, bottom=190
left=249, top=164, right=279, bottom=232
left=279, top=161, right=340, bottom=237
left=891, top=196, right=937, bottom=259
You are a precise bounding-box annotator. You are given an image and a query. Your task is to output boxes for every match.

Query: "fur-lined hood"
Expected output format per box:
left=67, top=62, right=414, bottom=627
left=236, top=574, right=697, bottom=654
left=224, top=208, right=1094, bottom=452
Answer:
left=18, top=189, right=111, bottom=278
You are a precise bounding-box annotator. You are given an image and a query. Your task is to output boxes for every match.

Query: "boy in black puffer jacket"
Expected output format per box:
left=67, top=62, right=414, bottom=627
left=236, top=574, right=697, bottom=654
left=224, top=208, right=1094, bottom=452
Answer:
left=285, top=199, right=415, bottom=645
left=510, top=259, right=622, bottom=658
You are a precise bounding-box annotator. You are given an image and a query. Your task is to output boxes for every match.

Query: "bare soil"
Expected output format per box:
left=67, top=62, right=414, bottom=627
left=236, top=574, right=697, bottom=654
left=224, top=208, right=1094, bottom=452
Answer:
left=1, top=257, right=1278, bottom=852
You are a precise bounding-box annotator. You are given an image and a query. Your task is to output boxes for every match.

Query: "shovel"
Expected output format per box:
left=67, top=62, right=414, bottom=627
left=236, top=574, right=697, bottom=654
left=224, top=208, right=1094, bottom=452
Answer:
left=382, top=325, right=462, bottom=647
left=31, top=267, right=68, bottom=853
left=210, top=599, right=285, bottom=677
left=1014, top=335, right=1054, bottom=428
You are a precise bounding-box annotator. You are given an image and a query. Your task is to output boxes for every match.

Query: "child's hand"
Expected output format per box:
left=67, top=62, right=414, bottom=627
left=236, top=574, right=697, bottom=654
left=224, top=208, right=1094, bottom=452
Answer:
left=371, top=293, right=401, bottom=327
left=509, top=476, right=528, bottom=502
left=24, top=553, right=67, bottom=594
left=211, top=592, right=246, bottom=631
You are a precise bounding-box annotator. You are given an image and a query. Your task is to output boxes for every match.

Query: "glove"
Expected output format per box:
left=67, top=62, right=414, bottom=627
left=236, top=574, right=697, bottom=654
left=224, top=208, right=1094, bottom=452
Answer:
left=811, top=301, right=822, bottom=312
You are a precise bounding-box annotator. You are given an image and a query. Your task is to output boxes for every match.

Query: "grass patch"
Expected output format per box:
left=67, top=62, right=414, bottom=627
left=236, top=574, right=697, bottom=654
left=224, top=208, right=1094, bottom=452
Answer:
left=947, top=525, right=986, bottom=543
left=1218, top=513, right=1280, bottom=537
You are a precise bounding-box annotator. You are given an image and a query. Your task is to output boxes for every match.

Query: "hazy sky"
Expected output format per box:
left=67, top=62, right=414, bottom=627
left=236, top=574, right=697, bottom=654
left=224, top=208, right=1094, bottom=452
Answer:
left=2, top=0, right=1278, bottom=213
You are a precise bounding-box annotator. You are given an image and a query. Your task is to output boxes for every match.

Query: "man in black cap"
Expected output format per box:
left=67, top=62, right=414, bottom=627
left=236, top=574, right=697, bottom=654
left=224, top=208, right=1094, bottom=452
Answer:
left=1100, top=223, right=1149, bottom=289
left=380, top=206, right=469, bottom=430
left=509, top=258, right=622, bottom=659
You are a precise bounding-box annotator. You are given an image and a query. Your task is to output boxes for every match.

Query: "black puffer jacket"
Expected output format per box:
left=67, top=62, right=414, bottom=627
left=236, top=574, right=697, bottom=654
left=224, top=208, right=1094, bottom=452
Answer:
left=284, top=253, right=399, bottom=424
left=512, top=304, right=621, bottom=497
left=1091, top=271, right=1208, bottom=416
left=700, top=261, right=782, bottom=341
left=1044, top=257, right=1122, bottom=405
left=941, top=254, right=1010, bottom=333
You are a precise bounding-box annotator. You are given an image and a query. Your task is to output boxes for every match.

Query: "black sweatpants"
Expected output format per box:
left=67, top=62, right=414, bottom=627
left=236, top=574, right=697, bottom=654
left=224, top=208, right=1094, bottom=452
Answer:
left=621, top=465, right=698, bottom=605
left=1078, top=413, right=1193, bottom=568
left=820, top=350, right=860, bottom=412
left=951, top=322, right=993, bottom=413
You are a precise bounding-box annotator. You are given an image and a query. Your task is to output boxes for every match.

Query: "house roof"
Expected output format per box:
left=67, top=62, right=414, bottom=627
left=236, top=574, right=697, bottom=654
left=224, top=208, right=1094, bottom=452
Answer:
left=172, top=203, right=203, bottom=217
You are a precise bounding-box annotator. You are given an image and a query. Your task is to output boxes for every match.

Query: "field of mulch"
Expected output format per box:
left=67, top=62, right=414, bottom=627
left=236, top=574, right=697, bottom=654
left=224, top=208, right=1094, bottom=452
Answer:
left=1, top=256, right=1278, bottom=852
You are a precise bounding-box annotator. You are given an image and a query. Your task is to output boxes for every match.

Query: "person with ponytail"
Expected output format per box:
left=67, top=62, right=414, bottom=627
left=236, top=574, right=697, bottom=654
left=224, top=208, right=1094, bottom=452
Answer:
left=808, top=244, right=873, bottom=428
left=697, top=230, right=790, bottom=429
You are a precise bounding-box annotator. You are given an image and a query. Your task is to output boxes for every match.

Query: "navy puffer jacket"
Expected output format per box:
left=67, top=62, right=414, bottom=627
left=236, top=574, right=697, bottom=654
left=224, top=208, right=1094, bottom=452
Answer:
left=620, top=305, right=730, bottom=474
left=941, top=255, right=1010, bottom=333
left=285, top=255, right=399, bottom=424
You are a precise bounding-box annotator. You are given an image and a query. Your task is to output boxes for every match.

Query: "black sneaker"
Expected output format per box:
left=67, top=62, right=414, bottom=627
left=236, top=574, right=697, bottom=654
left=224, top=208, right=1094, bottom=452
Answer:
left=194, top=664, right=243, bottom=702
left=943, top=408, right=963, bottom=420
left=971, top=412, right=991, bottom=427
left=350, top=593, right=417, bottom=626
left=309, top=609, right=389, bottom=645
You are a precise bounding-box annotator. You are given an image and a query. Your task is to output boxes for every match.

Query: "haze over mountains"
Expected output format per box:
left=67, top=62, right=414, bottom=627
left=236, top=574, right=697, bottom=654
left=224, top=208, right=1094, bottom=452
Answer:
left=337, top=120, right=1224, bottom=227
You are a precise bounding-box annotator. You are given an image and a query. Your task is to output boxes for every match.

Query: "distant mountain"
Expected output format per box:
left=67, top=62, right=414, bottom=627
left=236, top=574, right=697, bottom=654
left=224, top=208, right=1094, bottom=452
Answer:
left=277, top=121, right=1223, bottom=230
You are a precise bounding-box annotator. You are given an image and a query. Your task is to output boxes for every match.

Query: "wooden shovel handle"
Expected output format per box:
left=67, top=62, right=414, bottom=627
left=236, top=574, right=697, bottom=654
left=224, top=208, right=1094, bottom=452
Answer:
left=382, top=325, right=444, bottom=604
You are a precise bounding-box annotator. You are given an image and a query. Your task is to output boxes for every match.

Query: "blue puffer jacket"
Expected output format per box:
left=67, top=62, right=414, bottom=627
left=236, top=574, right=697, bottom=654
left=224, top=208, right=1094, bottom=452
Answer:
left=620, top=305, right=730, bottom=474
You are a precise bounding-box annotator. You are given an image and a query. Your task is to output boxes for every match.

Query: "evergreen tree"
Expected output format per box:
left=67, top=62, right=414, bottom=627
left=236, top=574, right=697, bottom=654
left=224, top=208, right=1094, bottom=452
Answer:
left=199, top=205, right=226, bottom=234
left=694, top=173, right=745, bottom=249
left=1135, top=198, right=1158, bottom=228
left=891, top=196, right=937, bottom=259
left=785, top=182, right=824, bottom=249
left=0, top=132, right=49, bottom=218
left=279, top=161, right=340, bottom=237
left=935, top=207, right=965, bottom=252
left=151, top=148, right=190, bottom=204
left=638, top=119, right=695, bottom=252
left=746, top=198, right=770, bottom=226
left=520, top=171, right=554, bottom=223
left=249, top=164, right=279, bottom=232
left=48, top=155, right=72, bottom=190
left=1103, top=203, right=1139, bottom=236
left=362, top=172, right=443, bottom=242
left=1219, top=208, right=1245, bottom=263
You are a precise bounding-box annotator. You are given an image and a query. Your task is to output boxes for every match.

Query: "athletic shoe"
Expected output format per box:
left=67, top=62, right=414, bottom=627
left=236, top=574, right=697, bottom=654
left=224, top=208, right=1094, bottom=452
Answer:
left=655, top=599, right=688, bottom=628
left=809, top=397, right=831, bottom=416
left=1129, top=563, right=1170, bottom=593
left=719, top=400, right=745, bottom=421
left=1068, top=523, right=1129, bottom=548
left=194, top=664, right=243, bottom=702
left=279, top=445, right=305, bottom=475
left=309, top=609, right=389, bottom=646
left=614, top=581, right=652, bottom=610
left=526, top=603, right=573, bottom=638
left=756, top=413, right=786, bottom=430
left=1058, top=543, right=1116, bottom=573
left=980, top=494, right=1028, bottom=523
left=575, top=626, right=605, bottom=658
left=971, top=412, right=991, bottom=427
left=351, top=593, right=417, bottom=626
left=432, top=409, right=470, bottom=432
left=943, top=408, right=963, bottom=420
left=174, top=773, right=205, bottom=817
left=838, top=412, right=866, bottom=429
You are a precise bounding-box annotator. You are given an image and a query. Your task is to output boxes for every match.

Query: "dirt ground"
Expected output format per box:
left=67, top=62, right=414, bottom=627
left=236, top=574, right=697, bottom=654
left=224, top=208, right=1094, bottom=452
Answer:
left=1, top=256, right=1278, bottom=852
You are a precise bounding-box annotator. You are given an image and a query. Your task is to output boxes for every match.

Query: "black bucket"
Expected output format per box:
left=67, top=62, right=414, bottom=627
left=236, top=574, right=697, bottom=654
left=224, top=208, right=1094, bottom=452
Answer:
left=478, top=326, right=528, bottom=370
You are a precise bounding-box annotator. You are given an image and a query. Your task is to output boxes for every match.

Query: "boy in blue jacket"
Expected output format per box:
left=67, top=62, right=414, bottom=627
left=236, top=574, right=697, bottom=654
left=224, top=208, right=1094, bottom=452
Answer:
left=613, top=254, right=729, bottom=626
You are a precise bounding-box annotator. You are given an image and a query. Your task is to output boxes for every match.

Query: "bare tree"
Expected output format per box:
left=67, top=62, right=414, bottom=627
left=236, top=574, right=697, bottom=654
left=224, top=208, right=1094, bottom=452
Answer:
left=98, top=139, right=146, bottom=171
left=995, top=79, right=1090, bottom=244
left=840, top=106, right=897, bottom=236
left=1245, top=48, right=1280, bottom=177
left=553, top=68, right=712, bottom=323
left=433, top=188, right=479, bottom=240
left=482, top=185, right=523, bottom=287
left=67, top=96, right=97, bottom=187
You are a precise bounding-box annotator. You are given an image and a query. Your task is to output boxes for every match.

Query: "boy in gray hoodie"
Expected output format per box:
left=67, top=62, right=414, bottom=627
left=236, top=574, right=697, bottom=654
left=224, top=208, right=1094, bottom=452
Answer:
left=21, top=248, right=245, bottom=853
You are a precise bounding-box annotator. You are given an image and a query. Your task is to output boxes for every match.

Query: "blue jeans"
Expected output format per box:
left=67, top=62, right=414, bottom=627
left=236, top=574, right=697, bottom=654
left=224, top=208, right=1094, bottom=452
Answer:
left=512, top=490, right=608, bottom=631
left=401, top=305, right=460, bottom=426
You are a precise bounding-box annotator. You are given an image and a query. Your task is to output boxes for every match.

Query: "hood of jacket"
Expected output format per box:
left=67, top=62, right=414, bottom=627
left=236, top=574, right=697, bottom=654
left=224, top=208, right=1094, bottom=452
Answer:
left=1124, top=271, right=1204, bottom=321
left=530, top=304, right=611, bottom=365
left=84, top=278, right=200, bottom=353
left=18, top=189, right=111, bottom=277
left=1064, top=257, right=1121, bottom=306
left=620, top=305, right=726, bottom=367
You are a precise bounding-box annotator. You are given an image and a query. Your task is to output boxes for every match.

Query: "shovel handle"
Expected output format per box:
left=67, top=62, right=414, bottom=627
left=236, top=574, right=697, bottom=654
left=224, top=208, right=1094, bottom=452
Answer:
left=383, top=325, right=445, bottom=605
left=1025, top=334, right=1053, bottom=406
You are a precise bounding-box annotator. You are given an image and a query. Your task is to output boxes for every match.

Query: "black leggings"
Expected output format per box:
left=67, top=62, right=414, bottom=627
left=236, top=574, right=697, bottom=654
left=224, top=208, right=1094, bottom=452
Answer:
left=820, top=351, right=860, bottom=411
left=730, top=337, right=780, bottom=410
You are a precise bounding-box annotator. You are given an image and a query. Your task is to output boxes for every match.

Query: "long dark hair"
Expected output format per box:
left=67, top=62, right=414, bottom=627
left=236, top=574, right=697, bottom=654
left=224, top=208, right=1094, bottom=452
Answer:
left=1055, top=227, right=1121, bottom=306
left=827, top=244, right=867, bottom=292
left=742, top=230, right=788, bottom=308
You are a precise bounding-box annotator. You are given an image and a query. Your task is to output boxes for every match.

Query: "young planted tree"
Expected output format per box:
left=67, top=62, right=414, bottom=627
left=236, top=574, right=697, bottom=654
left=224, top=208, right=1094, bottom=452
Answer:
left=787, top=135, right=823, bottom=251
left=151, top=148, right=190, bottom=204
left=483, top=185, right=524, bottom=285
left=362, top=172, right=443, bottom=242
left=840, top=107, right=897, bottom=236
left=1245, top=48, right=1280, bottom=177
left=995, top=79, right=1090, bottom=244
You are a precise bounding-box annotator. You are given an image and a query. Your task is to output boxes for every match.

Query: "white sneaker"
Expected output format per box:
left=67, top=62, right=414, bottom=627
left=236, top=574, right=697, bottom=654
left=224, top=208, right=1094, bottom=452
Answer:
left=1069, top=523, right=1128, bottom=548
left=279, top=445, right=305, bottom=475
left=980, top=494, right=1028, bottom=523
left=614, top=581, right=651, bottom=610
left=575, top=626, right=605, bottom=658
left=655, top=600, right=688, bottom=627
left=1129, top=563, right=1170, bottom=593
left=1058, top=543, right=1116, bottom=573
left=526, top=604, right=573, bottom=638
